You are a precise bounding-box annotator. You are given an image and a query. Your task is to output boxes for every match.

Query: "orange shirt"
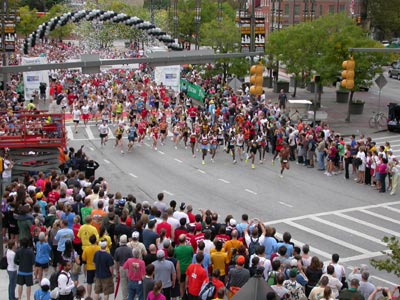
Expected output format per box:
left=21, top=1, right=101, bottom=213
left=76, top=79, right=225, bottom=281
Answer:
left=90, top=209, right=107, bottom=233
left=224, top=239, right=244, bottom=262
left=186, top=263, right=208, bottom=296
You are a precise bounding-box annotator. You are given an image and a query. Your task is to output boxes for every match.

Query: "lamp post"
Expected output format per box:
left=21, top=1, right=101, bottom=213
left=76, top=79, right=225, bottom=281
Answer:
left=194, top=0, right=201, bottom=50
left=270, top=0, right=275, bottom=32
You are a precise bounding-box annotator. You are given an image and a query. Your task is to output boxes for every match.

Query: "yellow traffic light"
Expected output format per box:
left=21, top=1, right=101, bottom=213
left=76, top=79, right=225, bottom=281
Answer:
left=341, top=58, right=355, bottom=90
left=250, top=63, right=264, bottom=95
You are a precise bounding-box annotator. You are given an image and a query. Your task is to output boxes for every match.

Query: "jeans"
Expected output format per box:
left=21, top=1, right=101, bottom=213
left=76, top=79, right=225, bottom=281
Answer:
left=380, top=173, right=387, bottom=192
left=128, top=280, right=143, bottom=300
left=8, top=270, right=17, bottom=300
left=317, top=151, right=325, bottom=170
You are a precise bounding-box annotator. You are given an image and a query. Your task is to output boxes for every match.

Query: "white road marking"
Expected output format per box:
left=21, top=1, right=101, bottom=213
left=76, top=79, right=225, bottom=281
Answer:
left=266, top=200, right=400, bottom=225
left=218, top=178, right=230, bottom=184
left=85, top=126, right=95, bottom=140
left=245, top=189, right=257, bottom=195
left=360, top=209, right=400, bottom=225
left=174, top=158, right=183, bottom=163
left=383, top=205, right=400, bottom=214
left=372, top=135, right=400, bottom=141
left=129, top=173, right=138, bottom=178
left=103, top=159, right=110, bottom=164
left=66, top=126, right=74, bottom=141
left=163, top=190, right=174, bottom=196
left=144, top=142, right=150, bottom=147
left=158, top=151, right=165, bottom=155
left=310, top=216, right=386, bottom=246
left=284, top=220, right=370, bottom=254
left=335, top=212, right=400, bottom=237
left=89, top=147, right=95, bottom=151
left=279, top=201, right=293, bottom=208
left=370, top=275, right=398, bottom=287
left=339, top=250, right=391, bottom=264
left=198, top=169, right=206, bottom=174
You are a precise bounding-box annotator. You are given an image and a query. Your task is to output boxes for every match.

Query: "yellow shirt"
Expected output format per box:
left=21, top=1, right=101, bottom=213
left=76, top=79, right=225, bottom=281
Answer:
left=82, top=245, right=100, bottom=271
left=210, top=250, right=229, bottom=276
left=99, top=234, right=112, bottom=253
left=78, top=224, right=99, bottom=250
left=224, top=240, right=244, bottom=262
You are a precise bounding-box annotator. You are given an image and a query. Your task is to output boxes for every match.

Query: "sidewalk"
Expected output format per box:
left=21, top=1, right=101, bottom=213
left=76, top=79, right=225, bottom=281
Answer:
left=268, top=72, right=397, bottom=137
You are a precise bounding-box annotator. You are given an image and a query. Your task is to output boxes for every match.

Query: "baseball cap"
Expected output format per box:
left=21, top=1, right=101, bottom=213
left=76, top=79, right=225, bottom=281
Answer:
left=36, top=192, right=43, bottom=199
left=180, top=202, right=186, bottom=210
left=119, top=234, right=127, bottom=245
left=236, top=255, right=245, bottom=265
left=195, top=223, right=202, bottom=231
left=41, top=278, right=50, bottom=287
left=99, top=240, right=108, bottom=248
left=230, top=219, right=237, bottom=226
left=290, top=259, right=298, bottom=267
left=132, top=231, right=140, bottom=240
left=157, top=250, right=165, bottom=259
left=289, top=268, right=298, bottom=278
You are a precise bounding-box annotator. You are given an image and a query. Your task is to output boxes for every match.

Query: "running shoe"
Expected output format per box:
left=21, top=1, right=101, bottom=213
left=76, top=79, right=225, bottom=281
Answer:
left=251, top=164, right=255, bottom=169
left=271, top=160, right=275, bottom=166
left=233, top=160, right=237, bottom=164
left=202, top=160, right=205, bottom=165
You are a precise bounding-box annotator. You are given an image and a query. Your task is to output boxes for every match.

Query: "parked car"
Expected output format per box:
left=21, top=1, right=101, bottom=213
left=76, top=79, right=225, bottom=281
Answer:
left=389, top=62, right=400, bottom=79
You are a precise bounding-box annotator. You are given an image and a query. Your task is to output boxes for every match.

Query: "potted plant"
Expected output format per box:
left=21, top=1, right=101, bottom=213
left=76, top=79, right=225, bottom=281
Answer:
left=273, top=80, right=289, bottom=93
left=349, top=99, right=365, bottom=114
left=336, top=88, right=350, bottom=103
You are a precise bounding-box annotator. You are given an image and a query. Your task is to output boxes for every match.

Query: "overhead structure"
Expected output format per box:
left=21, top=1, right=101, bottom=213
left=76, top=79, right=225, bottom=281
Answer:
left=22, top=9, right=183, bottom=55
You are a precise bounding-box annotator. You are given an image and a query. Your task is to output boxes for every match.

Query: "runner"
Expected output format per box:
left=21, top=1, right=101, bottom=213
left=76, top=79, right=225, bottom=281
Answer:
left=152, top=123, right=160, bottom=151
left=227, top=131, right=237, bottom=164
left=98, top=120, right=110, bottom=147
left=279, top=143, right=290, bottom=178
left=249, top=137, right=259, bottom=169
left=189, top=129, right=197, bottom=158
left=182, top=123, right=189, bottom=149
left=159, top=118, right=168, bottom=146
left=272, top=130, right=284, bottom=166
left=236, top=129, right=245, bottom=162
left=81, top=101, right=91, bottom=127
left=172, top=123, right=181, bottom=149
left=126, top=122, right=137, bottom=153
left=72, top=106, right=81, bottom=134
left=209, top=130, right=218, bottom=163
left=114, top=123, right=125, bottom=155
left=115, top=100, right=124, bottom=123
left=137, top=118, right=147, bottom=145
left=200, top=132, right=209, bottom=165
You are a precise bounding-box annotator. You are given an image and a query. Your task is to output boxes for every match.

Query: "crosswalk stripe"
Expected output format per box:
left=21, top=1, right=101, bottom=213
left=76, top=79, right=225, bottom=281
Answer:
left=372, top=135, right=400, bottom=141
left=382, top=206, right=400, bottom=214
left=309, top=216, right=386, bottom=246
left=334, top=212, right=400, bottom=237
left=360, top=209, right=400, bottom=225
left=284, top=220, right=369, bottom=254
left=66, top=126, right=74, bottom=141
left=338, top=251, right=391, bottom=264
left=85, top=126, right=95, bottom=140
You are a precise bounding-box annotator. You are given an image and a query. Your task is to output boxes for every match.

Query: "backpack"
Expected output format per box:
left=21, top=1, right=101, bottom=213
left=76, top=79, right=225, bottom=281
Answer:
left=248, top=237, right=259, bottom=256
left=267, top=271, right=277, bottom=286
left=284, top=281, right=307, bottom=300
left=49, top=270, right=69, bottom=291
left=199, top=281, right=216, bottom=300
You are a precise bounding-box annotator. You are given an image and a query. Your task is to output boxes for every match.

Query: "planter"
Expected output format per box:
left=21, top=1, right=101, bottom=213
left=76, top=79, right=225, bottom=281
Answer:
left=349, top=102, right=365, bottom=115
left=263, top=77, right=273, bottom=88
left=307, top=82, right=323, bottom=93
left=336, top=90, right=350, bottom=103
left=273, top=81, right=289, bottom=93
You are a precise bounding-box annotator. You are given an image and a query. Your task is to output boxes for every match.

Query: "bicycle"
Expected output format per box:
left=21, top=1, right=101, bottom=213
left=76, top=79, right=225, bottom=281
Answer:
left=369, top=111, right=387, bottom=129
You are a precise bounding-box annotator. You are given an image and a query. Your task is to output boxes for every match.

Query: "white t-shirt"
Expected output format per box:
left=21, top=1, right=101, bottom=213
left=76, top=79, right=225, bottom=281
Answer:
left=72, top=109, right=81, bottom=121
left=98, top=124, right=109, bottom=135
left=2, top=159, right=12, bottom=179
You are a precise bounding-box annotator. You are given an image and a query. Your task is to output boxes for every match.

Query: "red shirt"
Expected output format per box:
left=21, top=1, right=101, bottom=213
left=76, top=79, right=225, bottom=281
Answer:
left=188, top=212, right=195, bottom=223
left=186, top=263, right=208, bottom=296
left=156, top=221, right=172, bottom=238
left=47, top=191, right=60, bottom=206
left=123, top=258, right=146, bottom=281
left=72, top=223, right=81, bottom=244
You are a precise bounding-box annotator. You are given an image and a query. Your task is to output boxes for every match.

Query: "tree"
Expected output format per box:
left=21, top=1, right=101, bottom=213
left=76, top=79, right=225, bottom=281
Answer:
left=368, top=0, right=400, bottom=39
left=371, top=236, right=400, bottom=278
left=16, top=6, right=40, bottom=38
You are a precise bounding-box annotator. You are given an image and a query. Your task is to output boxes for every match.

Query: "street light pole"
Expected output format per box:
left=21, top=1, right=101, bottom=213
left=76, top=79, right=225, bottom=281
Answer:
left=194, top=0, right=201, bottom=50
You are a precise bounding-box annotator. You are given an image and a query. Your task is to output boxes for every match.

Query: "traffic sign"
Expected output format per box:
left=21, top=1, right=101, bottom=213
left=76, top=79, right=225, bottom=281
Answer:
left=374, top=74, right=387, bottom=90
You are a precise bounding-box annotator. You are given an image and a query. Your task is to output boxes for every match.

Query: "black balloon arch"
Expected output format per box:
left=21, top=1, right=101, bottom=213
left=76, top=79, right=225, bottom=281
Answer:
left=23, top=9, right=183, bottom=54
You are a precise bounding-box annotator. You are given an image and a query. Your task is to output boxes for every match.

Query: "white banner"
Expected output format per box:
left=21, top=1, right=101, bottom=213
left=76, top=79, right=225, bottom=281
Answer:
left=154, top=65, right=181, bottom=92
left=21, top=56, right=50, bottom=102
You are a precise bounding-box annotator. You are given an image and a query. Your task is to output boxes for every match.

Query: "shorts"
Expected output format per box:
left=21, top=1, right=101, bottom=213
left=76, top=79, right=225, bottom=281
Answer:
left=116, top=135, right=122, bottom=140
left=87, top=270, right=95, bottom=284
left=100, top=133, right=108, bottom=139
left=128, top=136, right=135, bottom=142
left=35, top=262, right=49, bottom=269
left=17, top=274, right=33, bottom=287
left=180, top=273, right=186, bottom=283
left=160, top=129, right=166, bottom=135
left=201, top=144, right=209, bottom=150
left=94, top=277, right=114, bottom=295
left=82, top=114, right=89, bottom=121
left=210, top=144, right=217, bottom=150
left=73, top=120, right=79, bottom=124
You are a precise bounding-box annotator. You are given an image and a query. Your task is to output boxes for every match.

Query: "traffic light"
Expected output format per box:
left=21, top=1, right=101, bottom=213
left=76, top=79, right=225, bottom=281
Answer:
left=356, top=16, right=361, bottom=24
left=250, top=63, right=264, bottom=95
left=341, top=57, right=355, bottom=90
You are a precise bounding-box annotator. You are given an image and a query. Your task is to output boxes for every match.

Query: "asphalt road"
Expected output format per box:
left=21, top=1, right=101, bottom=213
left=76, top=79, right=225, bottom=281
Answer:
left=62, top=124, right=400, bottom=289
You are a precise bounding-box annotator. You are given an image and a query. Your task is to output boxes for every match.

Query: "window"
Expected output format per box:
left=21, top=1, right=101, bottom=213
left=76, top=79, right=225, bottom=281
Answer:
left=319, top=5, right=323, bottom=16
left=294, top=4, right=300, bottom=16
left=328, top=5, right=335, bottom=14
left=284, top=4, right=289, bottom=16
left=339, top=5, right=345, bottom=12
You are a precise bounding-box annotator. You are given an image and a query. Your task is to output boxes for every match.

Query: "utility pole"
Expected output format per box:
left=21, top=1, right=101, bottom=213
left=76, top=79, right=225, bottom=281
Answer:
left=250, top=0, right=255, bottom=63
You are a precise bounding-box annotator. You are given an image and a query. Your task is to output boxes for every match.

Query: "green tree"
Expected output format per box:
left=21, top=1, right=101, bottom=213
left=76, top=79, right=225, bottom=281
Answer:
left=368, top=0, right=400, bottom=39
left=16, top=6, right=40, bottom=37
left=371, top=236, right=400, bottom=278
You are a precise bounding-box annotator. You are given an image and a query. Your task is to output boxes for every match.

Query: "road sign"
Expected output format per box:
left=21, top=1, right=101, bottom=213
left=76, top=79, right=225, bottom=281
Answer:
left=375, top=74, right=387, bottom=90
